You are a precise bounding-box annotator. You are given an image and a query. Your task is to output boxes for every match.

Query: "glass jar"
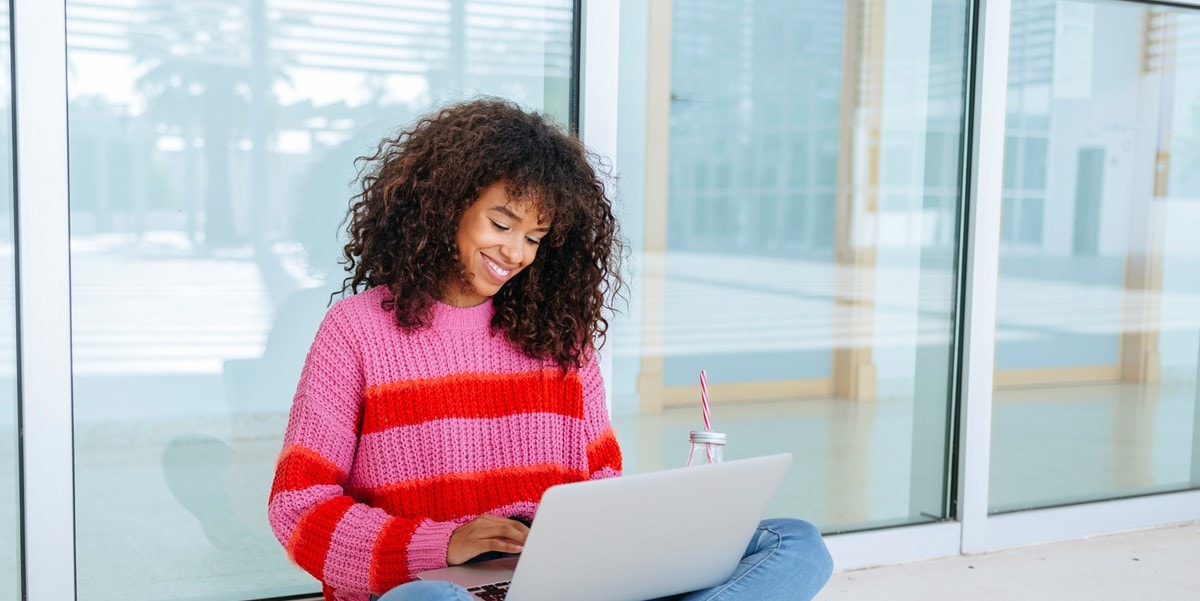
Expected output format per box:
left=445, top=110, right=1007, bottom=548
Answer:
left=686, top=430, right=726, bottom=467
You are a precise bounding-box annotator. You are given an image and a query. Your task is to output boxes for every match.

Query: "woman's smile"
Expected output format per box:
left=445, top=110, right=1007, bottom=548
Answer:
left=481, top=253, right=513, bottom=282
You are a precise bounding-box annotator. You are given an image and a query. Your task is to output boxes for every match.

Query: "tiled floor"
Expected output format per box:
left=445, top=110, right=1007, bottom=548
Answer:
left=818, top=521, right=1200, bottom=600
left=248, top=523, right=1200, bottom=601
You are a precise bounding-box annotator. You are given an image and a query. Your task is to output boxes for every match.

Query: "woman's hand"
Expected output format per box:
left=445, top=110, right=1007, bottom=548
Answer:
left=447, top=515, right=530, bottom=566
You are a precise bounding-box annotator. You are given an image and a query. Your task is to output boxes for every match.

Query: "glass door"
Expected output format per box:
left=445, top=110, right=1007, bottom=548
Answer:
left=991, top=0, right=1200, bottom=512
left=65, top=1, right=576, bottom=598
left=611, top=0, right=974, bottom=533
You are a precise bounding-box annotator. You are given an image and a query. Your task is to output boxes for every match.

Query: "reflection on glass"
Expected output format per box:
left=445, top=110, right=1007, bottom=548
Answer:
left=0, top=5, right=17, bottom=599
left=612, top=0, right=970, bottom=532
left=66, top=1, right=572, bottom=598
left=991, top=0, right=1200, bottom=512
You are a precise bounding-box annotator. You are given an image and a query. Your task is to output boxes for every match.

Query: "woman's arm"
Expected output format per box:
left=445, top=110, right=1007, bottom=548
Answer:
left=266, top=305, right=458, bottom=594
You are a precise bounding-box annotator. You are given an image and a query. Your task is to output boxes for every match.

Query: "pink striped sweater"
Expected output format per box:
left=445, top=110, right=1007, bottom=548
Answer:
left=268, top=286, right=623, bottom=600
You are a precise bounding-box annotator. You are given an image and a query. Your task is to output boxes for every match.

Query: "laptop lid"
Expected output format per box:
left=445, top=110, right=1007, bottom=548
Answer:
left=419, top=453, right=793, bottom=601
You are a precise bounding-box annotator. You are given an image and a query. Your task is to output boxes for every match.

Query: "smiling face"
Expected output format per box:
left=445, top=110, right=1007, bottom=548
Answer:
left=445, top=181, right=551, bottom=307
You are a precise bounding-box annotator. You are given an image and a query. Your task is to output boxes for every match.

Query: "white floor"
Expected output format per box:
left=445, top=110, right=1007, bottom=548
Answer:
left=817, top=521, right=1200, bottom=600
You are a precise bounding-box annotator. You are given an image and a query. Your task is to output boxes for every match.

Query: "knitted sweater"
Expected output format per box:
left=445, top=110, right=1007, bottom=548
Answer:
left=267, top=286, right=623, bottom=601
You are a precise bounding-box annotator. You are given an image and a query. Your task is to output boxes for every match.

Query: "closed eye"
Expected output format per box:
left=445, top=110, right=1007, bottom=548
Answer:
left=526, top=237, right=541, bottom=246
left=490, top=219, right=510, bottom=232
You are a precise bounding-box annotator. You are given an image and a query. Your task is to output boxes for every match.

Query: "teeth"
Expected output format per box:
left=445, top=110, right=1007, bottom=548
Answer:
left=486, top=256, right=510, bottom=277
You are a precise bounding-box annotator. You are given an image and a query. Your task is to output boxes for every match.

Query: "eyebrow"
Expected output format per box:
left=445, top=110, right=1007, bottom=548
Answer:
left=490, top=205, right=551, bottom=232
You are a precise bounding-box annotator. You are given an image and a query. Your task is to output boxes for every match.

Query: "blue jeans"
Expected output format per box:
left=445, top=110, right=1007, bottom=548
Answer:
left=377, top=518, right=832, bottom=601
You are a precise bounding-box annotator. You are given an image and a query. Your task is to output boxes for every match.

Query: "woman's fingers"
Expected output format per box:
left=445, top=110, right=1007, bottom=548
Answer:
left=464, top=515, right=528, bottom=542
left=447, top=515, right=531, bottom=566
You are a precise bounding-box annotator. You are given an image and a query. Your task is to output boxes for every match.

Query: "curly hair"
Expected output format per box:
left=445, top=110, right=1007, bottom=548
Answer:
left=340, top=98, right=625, bottom=370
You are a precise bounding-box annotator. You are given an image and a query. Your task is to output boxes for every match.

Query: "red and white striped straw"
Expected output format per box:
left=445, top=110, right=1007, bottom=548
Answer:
left=699, top=370, right=711, bottom=431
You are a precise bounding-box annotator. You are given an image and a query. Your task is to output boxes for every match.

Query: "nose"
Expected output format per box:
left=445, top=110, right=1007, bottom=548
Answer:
left=499, top=236, right=524, bottom=266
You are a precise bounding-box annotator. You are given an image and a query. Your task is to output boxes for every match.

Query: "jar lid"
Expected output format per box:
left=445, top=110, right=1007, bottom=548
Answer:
left=689, top=430, right=727, bottom=445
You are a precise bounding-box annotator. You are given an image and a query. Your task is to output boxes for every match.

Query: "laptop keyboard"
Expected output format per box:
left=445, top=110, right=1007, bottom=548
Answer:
left=466, top=581, right=510, bottom=600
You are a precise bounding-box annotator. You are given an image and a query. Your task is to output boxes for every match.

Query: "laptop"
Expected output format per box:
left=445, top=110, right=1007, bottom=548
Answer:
left=415, top=453, right=793, bottom=601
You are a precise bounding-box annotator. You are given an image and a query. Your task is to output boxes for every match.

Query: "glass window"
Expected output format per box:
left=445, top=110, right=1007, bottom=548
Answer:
left=613, top=0, right=971, bottom=532
left=65, top=1, right=574, bottom=598
left=992, top=0, right=1200, bottom=512
left=0, top=3, right=17, bottom=598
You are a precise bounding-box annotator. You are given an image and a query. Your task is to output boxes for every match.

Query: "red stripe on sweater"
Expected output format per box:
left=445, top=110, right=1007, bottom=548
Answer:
left=361, top=371, right=584, bottom=434
left=587, top=428, right=623, bottom=475
left=370, top=517, right=421, bottom=591
left=287, top=496, right=355, bottom=580
left=270, top=445, right=345, bottom=502
left=360, top=463, right=587, bottom=521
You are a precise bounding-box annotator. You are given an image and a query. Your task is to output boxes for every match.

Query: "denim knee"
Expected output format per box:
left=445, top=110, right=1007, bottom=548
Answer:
left=762, top=517, right=834, bottom=582
left=376, top=580, right=474, bottom=601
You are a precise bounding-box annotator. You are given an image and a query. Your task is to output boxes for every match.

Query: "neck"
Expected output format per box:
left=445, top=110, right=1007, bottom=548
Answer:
left=441, top=290, right=488, bottom=308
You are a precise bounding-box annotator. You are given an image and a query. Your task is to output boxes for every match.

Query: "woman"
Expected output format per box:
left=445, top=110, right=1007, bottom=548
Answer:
left=267, top=99, right=832, bottom=601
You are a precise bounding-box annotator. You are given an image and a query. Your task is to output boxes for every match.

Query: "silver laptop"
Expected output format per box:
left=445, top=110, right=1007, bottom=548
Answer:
left=415, top=453, right=793, bottom=601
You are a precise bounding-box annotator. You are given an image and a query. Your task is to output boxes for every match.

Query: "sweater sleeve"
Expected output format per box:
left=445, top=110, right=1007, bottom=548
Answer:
left=580, top=350, right=623, bottom=480
left=266, top=303, right=457, bottom=594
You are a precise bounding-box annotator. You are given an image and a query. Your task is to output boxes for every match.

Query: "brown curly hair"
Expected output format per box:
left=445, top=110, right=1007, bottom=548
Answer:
left=340, top=98, right=624, bottom=370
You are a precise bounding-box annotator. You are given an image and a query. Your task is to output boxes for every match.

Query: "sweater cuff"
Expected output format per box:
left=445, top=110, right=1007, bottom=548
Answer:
left=406, top=519, right=458, bottom=575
